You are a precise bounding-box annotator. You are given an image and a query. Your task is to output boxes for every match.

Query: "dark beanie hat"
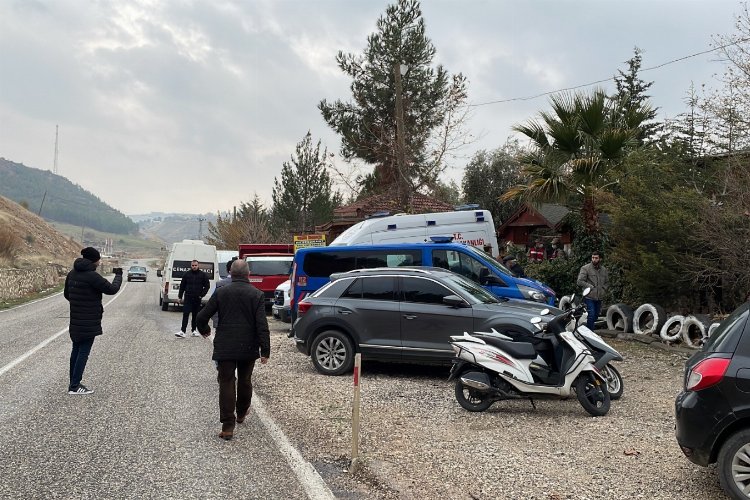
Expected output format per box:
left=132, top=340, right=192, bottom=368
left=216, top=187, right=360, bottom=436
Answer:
left=81, top=247, right=101, bottom=262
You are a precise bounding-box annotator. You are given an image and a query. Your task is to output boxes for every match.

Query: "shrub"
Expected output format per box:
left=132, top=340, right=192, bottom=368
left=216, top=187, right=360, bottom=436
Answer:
left=0, top=224, right=21, bottom=260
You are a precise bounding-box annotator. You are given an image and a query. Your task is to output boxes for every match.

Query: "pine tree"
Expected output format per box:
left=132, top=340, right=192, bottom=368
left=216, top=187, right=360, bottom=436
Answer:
left=271, top=132, right=341, bottom=235
left=613, top=47, right=659, bottom=144
left=318, top=0, right=467, bottom=211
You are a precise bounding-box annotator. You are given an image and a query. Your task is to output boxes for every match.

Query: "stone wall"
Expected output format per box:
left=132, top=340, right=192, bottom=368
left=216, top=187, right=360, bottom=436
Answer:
left=0, top=263, right=68, bottom=300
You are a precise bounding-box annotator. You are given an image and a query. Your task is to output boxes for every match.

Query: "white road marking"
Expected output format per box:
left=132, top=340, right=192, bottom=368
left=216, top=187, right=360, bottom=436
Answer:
left=0, top=282, right=128, bottom=377
left=252, top=395, right=337, bottom=500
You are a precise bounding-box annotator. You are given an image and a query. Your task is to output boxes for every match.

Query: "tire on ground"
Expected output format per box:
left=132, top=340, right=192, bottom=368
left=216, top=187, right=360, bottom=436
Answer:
left=632, top=303, right=667, bottom=336
left=606, top=303, right=634, bottom=333
left=660, top=315, right=685, bottom=342
left=681, top=316, right=708, bottom=349
left=558, top=295, right=574, bottom=311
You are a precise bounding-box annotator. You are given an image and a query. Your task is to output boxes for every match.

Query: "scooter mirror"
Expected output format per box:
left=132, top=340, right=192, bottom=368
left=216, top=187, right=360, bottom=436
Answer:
left=530, top=316, right=543, bottom=325
left=539, top=308, right=550, bottom=316
left=582, top=287, right=591, bottom=297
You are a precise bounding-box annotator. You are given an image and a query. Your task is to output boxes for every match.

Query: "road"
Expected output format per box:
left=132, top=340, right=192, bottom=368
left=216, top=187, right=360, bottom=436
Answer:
left=0, top=276, right=335, bottom=500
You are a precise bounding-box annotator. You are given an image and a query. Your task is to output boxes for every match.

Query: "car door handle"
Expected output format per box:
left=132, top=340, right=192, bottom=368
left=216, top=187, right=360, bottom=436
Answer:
left=403, top=314, right=417, bottom=320
left=338, top=310, right=351, bottom=315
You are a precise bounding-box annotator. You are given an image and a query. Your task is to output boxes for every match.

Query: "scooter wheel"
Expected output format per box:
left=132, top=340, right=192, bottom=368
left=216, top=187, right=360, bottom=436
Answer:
left=601, top=364, right=623, bottom=400
left=454, top=380, right=493, bottom=412
left=575, top=373, right=611, bottom=417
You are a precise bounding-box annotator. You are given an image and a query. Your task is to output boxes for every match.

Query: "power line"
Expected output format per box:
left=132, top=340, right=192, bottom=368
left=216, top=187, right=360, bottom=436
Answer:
left=468, top=38, right=750, bottom=108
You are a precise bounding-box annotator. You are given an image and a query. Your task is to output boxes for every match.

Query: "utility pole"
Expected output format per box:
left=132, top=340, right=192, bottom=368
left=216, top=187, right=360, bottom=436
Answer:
left=393, top=63, right=409, bottom=212
left=197, top=217, right=206, bottom=240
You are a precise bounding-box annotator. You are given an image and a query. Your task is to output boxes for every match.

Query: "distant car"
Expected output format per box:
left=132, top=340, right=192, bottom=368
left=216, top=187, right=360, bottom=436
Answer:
left=675, top=301, right=750, bottom=500
left=127, top=265, right=147, bottom=282
left=292, top=266, right=557, bottom=375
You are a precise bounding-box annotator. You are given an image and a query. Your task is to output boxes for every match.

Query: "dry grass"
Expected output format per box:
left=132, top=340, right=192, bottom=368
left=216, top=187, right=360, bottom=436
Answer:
left=0, top=223, right=21, bottom=261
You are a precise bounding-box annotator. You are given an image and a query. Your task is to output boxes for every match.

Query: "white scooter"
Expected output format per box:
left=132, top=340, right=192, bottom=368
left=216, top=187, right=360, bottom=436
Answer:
left=448, top=290, right=611, bottom=417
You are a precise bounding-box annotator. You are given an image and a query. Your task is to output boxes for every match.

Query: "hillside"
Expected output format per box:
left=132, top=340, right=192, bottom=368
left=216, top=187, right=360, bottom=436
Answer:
left=136, top=213, right=217, bottom=246
left=0, top=158, right=137, bottom=235
left=0, top=195, right=80, bottom=268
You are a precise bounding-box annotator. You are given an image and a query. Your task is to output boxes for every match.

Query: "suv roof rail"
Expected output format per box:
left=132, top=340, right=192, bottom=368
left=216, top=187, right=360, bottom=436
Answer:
left=330, top=266, right=445, bottom=280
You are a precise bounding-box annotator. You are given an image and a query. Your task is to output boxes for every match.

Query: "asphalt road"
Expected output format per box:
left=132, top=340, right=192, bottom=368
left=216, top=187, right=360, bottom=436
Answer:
left=0, top=274, right=333, bottom=500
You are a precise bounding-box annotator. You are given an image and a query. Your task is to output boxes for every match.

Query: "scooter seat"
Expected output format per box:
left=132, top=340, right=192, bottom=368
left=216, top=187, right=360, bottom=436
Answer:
left=476, top=335, right=537, bottom=360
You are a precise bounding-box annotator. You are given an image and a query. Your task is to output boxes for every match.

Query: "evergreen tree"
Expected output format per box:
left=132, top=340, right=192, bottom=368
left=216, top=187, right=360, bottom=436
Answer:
left=271, top=132, right=341, bottom=234
left=612, top=47, right=659, bottom=144
left=319, top=0, right=467, bottom=211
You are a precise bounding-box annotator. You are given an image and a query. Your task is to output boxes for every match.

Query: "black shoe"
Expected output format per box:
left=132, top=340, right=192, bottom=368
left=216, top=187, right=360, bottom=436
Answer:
left=68, top=384, right=94, bottom=395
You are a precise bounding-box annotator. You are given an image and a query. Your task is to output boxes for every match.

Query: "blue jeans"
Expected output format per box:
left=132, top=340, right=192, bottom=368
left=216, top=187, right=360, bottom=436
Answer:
left=584, top=298, right=602, bottom=330
left=69, top=337, right=95, bottom=390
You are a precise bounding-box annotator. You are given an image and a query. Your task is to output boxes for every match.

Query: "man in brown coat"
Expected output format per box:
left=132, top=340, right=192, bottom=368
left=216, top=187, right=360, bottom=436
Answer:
left=196, top=259, right=270, bottom=440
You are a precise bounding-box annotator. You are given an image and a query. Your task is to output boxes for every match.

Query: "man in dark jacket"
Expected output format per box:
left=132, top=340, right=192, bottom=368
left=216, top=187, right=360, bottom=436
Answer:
left=64, top=247, right=122, bottom=395
left=176, top=260, right=210, bottom=338
left=196, top=259, right=270, bottom=441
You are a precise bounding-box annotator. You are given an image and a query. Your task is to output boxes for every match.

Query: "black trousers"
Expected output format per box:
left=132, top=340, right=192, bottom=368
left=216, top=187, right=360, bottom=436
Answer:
left=180, top=296, right=202, bottom=332
left=217, top=360, right=256, bottom=430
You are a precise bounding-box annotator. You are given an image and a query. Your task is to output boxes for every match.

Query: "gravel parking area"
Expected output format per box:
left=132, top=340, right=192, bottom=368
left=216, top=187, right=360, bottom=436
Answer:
left=254, top=319, right=727, bottom=499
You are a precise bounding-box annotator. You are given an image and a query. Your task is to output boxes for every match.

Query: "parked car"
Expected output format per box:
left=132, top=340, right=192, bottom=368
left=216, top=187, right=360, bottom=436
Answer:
left=292, top=267, right=558, bottom=375
left=127, top=265, right=147, bottom=282
left=675, top=301, right=750, bottom=500
left=272, top=279, right=291, bottom=322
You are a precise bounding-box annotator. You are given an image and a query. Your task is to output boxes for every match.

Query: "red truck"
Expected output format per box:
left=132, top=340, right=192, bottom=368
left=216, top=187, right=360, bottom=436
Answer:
left=238, top=244, right=294, bottom=312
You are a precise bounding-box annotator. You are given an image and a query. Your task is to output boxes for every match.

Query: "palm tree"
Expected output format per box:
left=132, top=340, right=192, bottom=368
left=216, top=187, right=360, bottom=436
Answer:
left=503, top=89, right=651, bottom=233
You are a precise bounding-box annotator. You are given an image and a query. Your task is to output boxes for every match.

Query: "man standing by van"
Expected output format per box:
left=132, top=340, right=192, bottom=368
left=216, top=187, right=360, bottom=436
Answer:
left=577, top=251, right=609, bottom=330
left=176, top=260, right=210, bottom=338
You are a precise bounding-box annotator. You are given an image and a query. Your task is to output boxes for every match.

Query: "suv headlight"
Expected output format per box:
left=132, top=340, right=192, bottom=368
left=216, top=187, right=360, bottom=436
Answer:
left=518, top=285, right=546, bottom=302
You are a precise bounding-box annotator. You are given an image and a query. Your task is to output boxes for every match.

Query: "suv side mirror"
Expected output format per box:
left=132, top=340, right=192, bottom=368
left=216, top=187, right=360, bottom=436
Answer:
left=443, top=295, right=468, bottom=308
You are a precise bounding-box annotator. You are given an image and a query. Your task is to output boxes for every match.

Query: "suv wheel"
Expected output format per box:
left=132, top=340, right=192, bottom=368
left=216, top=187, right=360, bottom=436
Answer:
left=311, top=330, right=354, bottom=376
left=719, top=429, right=750, bottom=499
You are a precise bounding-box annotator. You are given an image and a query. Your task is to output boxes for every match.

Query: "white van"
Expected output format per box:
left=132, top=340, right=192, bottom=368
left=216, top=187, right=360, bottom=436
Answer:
left=330, top=209, right=500, bottom=257
left=158, top=239, right=219, bottom=311
left=216, top=249, right=240, bottom=279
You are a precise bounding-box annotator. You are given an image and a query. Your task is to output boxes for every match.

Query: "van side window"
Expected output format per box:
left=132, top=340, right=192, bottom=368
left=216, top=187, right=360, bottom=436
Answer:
left=341, top=277, right=396, bottom=301
left=435, top=250, right=483, bottom=283
left=303, top=250, right=422, bottom=277
left=401, top=277, right=454, bottom=305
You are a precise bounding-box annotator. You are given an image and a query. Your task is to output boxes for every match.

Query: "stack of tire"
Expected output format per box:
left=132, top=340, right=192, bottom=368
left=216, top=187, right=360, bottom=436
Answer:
left=602, top=301, right=720, bottom=350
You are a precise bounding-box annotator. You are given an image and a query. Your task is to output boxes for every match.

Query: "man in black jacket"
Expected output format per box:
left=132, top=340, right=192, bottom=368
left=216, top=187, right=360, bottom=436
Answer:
left=176, top=260, right=210, bottom=338
left=196, top=259, right=270, bottom=441
left=64, top=247, right=122, bottom=395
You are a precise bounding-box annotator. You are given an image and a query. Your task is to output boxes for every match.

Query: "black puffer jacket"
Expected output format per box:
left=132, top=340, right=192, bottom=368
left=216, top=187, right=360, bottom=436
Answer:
left=178, top=269, right=210, bottom=299
left=196, top=277, right=270, bottom=361
left=64, top=258, right=122, bottom=342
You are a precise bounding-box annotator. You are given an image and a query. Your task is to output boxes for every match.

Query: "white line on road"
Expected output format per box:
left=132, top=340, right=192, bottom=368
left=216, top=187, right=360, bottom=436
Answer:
left=0, top=282, right=128, bottom=378
left=252, top=395, right=337, bottom=500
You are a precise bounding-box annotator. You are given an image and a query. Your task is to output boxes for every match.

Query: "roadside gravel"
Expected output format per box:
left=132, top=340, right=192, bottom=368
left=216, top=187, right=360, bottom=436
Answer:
left=254, top=319, right=726, bottom=499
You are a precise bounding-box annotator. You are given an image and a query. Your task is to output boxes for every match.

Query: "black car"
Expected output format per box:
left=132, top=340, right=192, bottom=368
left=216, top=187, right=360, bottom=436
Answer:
left=675, top=301, right=750, bottom=500
left=127, top=265, right=147, bottom=282
left=292, top=267, right=558, bottom=375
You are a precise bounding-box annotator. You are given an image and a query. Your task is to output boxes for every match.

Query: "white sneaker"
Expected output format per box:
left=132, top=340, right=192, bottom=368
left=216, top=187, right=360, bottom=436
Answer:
left=191, top=330, right=201, bottom=337
left=175, top=331, right=186, bottom=338
left=68, top=384, right=94, bottom=395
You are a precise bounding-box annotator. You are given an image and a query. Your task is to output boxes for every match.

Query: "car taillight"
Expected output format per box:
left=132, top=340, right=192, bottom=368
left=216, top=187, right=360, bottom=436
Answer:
left=297, top=300, right=312, bottom=316
left=686, top=357, right=731, bottom=391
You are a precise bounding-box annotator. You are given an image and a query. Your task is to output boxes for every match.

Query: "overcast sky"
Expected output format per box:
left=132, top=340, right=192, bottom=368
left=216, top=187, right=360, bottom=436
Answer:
left=0, top=0, right=743, bottom=216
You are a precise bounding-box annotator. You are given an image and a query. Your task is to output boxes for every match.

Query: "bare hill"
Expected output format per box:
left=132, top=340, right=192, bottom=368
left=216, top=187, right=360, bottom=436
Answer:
left=0, top=195, right=80, bottom=268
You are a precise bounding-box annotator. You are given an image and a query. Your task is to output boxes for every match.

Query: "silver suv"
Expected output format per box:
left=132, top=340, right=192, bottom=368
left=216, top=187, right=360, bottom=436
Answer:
left=292, top=267, right=558, bottom=375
